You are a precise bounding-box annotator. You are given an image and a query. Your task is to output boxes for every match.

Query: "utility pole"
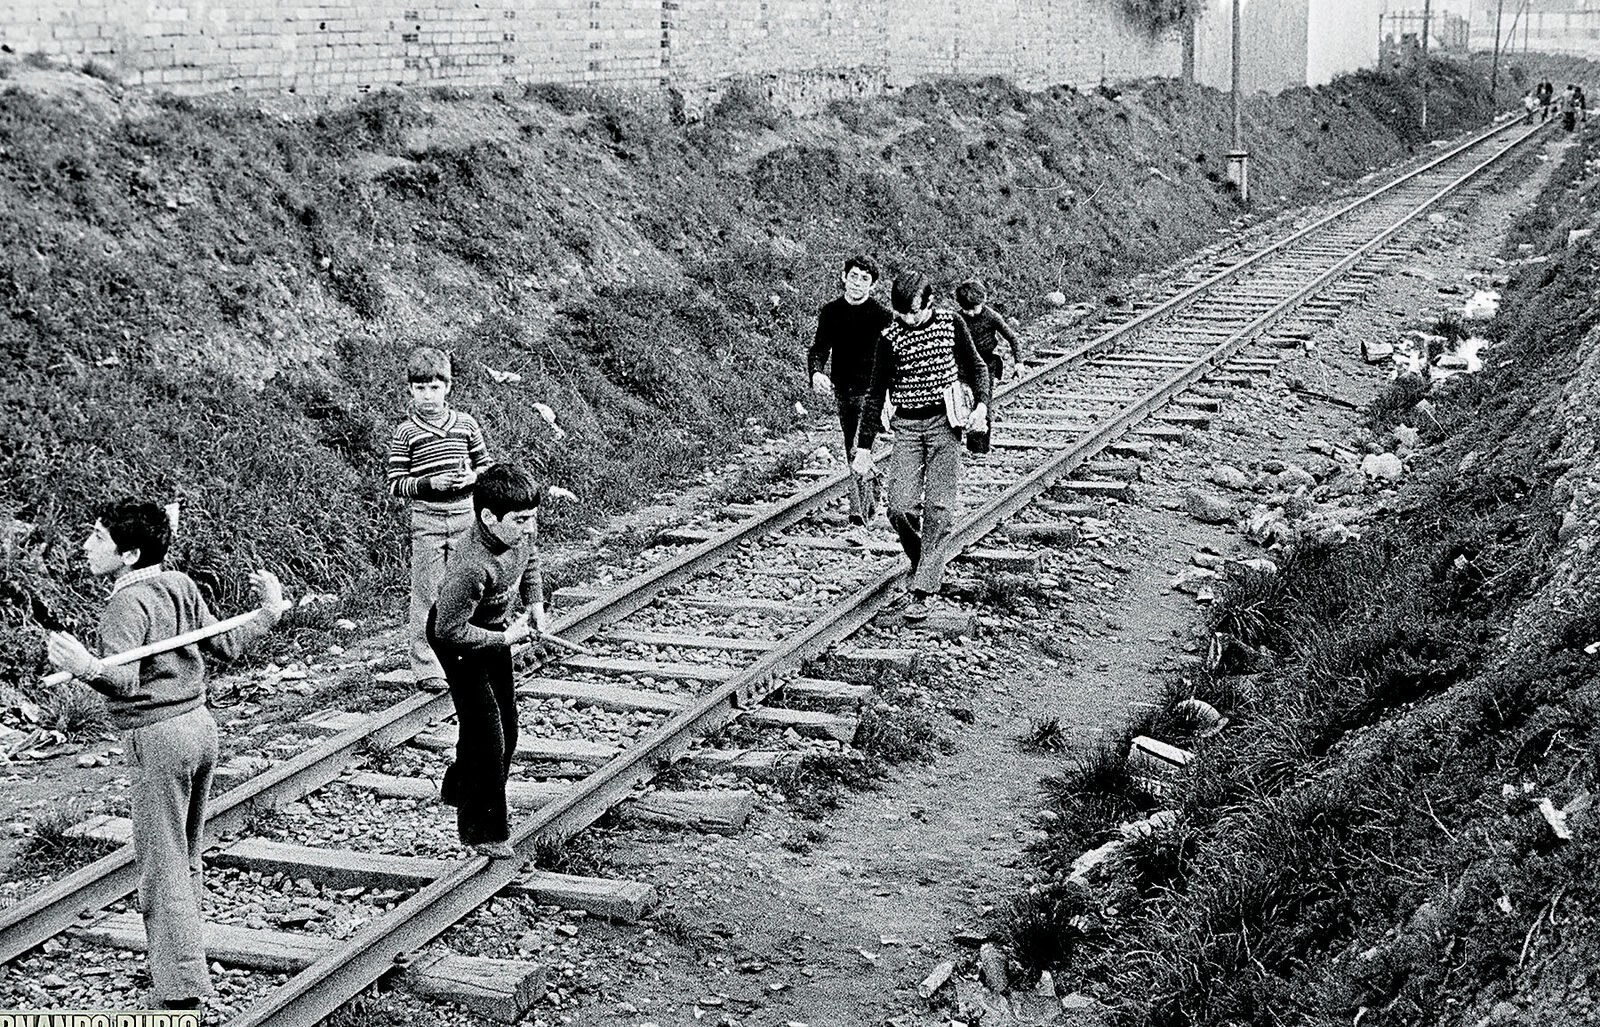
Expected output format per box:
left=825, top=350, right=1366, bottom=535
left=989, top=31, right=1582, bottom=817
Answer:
left=1181, top=0, right=1196, bottom=84
left=1491, top=0, right=1506, bottom=98
left=1420, top=0, right=1432, bottom=131
left=1226, top=0, right=1249, bottom=202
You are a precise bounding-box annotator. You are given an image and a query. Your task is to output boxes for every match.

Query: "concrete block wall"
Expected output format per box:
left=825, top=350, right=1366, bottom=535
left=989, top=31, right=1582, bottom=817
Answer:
left=2, top=0, right=1313, bottom=105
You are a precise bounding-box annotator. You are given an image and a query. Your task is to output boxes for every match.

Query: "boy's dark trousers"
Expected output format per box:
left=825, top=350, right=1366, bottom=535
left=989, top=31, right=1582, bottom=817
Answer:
left=427, top=612, right=517, bottom=845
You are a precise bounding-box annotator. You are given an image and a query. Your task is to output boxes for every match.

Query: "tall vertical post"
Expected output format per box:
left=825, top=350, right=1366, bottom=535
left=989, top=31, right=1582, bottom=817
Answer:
left=1226, top=0, right=1249, bottom=202
left=1491, top=0, right=1506, bottom=98
left=1181, top=1, right=1196, bottom=84
left=1420, top=0, right=1432, bottom=130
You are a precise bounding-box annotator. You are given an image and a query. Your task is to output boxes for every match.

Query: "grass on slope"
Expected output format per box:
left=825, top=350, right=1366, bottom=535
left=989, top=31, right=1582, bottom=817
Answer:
left=1008, top=132, right=1600, bottom=1027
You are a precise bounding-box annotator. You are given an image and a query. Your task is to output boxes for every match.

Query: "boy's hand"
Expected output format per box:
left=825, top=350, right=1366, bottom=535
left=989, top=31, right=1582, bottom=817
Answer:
left=850, top=449, right=874, bottom=477
left=811, top=372, right=833, bottom=395
left=505, top=615, right=534, bottom=646
left=46, top=632, right=96, bottom=678
left=531, top=603, right=550, bottom=635
left=967, top=403, right=989, bottom=433
left=250, top=570, right=288, bottom=618
left=431, top=470, right=471, bottom=491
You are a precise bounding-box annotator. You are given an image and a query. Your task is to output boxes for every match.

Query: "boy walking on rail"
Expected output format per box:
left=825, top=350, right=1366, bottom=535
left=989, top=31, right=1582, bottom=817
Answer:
left=854, top=272, right=991, bottom=621
left=387, top=347, right=494, bottom=693
left=809, top=255, right=893, bottom=532
left=44, top=499, right=284, bottom=1010
left=427, top=463, right=547, bottom=859
left=955, top=279, right=1024, bottom=454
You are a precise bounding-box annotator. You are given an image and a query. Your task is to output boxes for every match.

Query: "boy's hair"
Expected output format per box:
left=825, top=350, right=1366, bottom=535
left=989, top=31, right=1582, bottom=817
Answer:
left=98, top=499, right=171, bottom=569
left=955, top=279, right=987, bottom=309
left=407, top=347, right=453, bottom=384
left=890, top=272, right=933, bottom=316
left=841, top=254, right=881, bottom=283
left=475, top=463, right=544, bottom=518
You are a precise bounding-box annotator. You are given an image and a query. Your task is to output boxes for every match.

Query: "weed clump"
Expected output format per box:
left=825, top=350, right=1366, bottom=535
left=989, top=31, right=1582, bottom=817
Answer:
left=1006, top=127, right=1600, bottom=1023
left=11, top=807, right=119, bottom=880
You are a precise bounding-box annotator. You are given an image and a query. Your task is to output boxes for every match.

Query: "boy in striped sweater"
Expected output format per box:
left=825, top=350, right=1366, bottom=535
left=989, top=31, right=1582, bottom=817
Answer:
left=386, top=347, right=493, bottom=691
left=854, top=272, right=991, bottom=620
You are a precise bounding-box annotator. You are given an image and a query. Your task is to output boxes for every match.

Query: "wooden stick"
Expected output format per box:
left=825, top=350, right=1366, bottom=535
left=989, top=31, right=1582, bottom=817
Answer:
left=41, top=609, right=267, bottom=689
left=536, top=632, right=594, bottom=656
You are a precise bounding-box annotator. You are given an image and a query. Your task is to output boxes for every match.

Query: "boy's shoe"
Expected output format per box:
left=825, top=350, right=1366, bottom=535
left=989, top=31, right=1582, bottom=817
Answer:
left=146, top=994, right=205, bottom=1011
left=902, top=593, right=933, bottom=621
left=418, top=676, right=449, bottom=693
left=472, top=841, right=517, bottom=859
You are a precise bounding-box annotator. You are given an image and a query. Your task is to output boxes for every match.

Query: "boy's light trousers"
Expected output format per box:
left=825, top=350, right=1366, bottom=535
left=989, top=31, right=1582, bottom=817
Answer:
left=127, top=704, right=218, bottom=1004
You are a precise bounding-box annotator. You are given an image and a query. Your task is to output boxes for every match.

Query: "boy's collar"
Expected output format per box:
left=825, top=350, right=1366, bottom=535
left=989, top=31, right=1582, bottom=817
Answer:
left=411, top=407, right=455, bottom=433
left=111, top=564, right=164, bottom=594
left=474, top=516, right=512, bottom=554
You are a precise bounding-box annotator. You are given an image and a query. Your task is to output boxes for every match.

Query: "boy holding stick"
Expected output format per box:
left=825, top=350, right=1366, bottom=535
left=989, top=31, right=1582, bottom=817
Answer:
left=45, top=499, right=284, bottom=1010
left=427, top=463, right=546, bottom=859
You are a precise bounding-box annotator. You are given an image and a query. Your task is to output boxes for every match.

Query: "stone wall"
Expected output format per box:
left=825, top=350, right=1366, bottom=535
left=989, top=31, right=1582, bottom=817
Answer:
left=1, top=0, right=1365, bottom=107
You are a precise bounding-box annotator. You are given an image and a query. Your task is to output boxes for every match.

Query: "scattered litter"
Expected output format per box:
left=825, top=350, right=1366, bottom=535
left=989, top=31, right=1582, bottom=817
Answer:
left=1462, top=289, right=1501, bottom=319
left=1536, top=791, right=1588, bottom=841
left=485, top=366, right=523, bottom=384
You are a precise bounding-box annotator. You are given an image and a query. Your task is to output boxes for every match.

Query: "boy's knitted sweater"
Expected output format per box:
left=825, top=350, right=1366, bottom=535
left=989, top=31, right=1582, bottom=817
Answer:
left=432, top=519, right=544, bottom=650
left=962, top=306, right=1022, bottom=363
left=386, top=408, right=492, bottom=509
left=857, top=310, right=989, bottom=449
left=808, top=296, right=893, bottom=395
left=87, top=567, right=273, bottom=731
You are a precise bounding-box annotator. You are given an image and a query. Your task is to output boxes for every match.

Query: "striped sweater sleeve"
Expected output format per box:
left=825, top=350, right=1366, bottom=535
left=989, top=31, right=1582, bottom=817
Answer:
left=386, top=421, right=425, bottom=499
left=461, top=413, right=492, bottom=471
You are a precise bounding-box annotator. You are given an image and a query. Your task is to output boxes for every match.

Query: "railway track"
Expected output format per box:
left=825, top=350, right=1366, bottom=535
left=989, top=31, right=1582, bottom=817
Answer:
left=0, top=110, right=1549, bottom=1025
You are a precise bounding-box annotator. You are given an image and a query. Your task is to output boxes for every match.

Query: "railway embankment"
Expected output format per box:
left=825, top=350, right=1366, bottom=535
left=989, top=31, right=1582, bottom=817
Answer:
left=1011, top=122, right=1600, bottom=1025
left=0, top=51, right=1550, bottom=694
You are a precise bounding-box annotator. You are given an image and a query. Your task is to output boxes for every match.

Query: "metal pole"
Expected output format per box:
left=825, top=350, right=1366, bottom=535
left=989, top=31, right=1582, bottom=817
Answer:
left=1421, top=0, right=1432, bottom=131
left=1231, top=0, right=1241, bottom=151
left=1491, top=0, right=1506, bottom=98
left=1226, top=0, right=1249, bottom=203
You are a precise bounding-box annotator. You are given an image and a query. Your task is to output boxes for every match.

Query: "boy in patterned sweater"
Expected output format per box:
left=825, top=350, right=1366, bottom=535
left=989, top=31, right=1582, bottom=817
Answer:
left=46, top=499, right=284, bottom=1010
left=855, top=272, right=991, bottom=620
left=386, top=347, right=493, bottom=692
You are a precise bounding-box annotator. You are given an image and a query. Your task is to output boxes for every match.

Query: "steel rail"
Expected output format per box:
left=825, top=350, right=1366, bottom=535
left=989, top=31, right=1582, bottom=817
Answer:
left=0, top=449, right=856, bottom=964
left=1000, top=114, right=1546, bottom=400
left=17, top=105, right=1532, bottom=968
left=228, top=113, right=1549, bottom=1027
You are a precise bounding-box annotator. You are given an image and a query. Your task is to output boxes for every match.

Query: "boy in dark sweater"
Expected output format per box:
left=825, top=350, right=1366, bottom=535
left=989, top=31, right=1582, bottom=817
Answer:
left=955, top=279, right=1023, bottom=384
left=427, top=463, right=546, bottom=859
left=808, top=254, right=893, bottom=529
left=956, top=279, right=1023, bottom=455
left=46, top=499, right=283, bottom=1010
left=854, top=272, right=991, bottom=620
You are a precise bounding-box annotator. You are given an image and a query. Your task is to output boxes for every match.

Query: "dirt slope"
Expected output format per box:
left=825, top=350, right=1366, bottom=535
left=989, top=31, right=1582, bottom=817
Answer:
left=0, top=53, right=1531, bottom=689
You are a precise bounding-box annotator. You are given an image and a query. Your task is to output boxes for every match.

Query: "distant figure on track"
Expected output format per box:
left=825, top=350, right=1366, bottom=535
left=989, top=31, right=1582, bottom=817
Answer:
left=387, top=346, right=493, bottom=693
left=1538, top=80, right=1555, bottom=123
left=428, top=463, right=546, bottom=859
left=1522, top=89, right=1538, bottom=124
left=955, top=278, right=1024, bottom=456
left=45, top=499, right=283, bottom=1010
left=854, top=272, right=991, bottom=621
left=1562, top=84, right=1582, bottom=132
left=809, top=254, right=893, bottom=534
